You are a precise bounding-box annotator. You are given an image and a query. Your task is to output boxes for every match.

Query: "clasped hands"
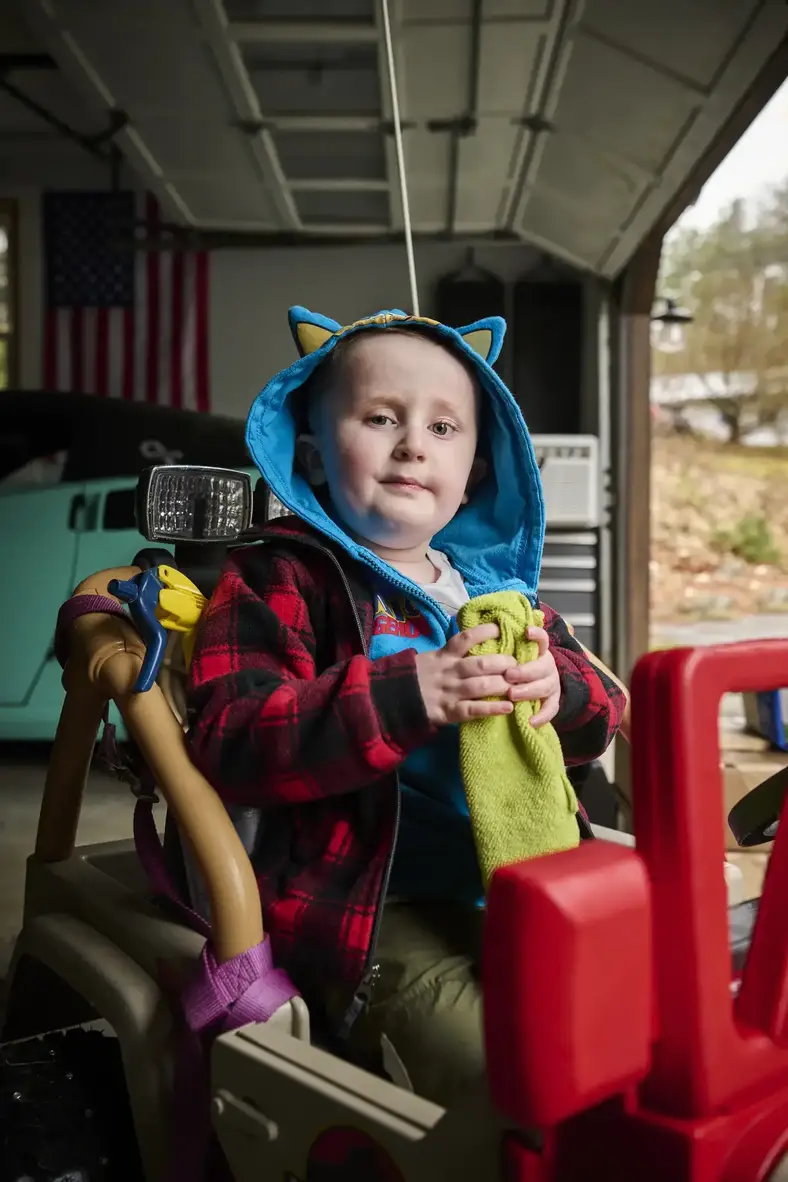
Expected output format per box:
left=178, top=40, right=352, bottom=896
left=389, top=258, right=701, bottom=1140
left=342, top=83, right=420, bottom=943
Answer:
left=415, top=623, right=560, bottom=727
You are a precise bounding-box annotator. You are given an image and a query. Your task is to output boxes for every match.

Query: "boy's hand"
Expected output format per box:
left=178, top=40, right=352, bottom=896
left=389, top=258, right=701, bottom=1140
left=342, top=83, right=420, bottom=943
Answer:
left=415, top=624, right=517, bottom=725
left=504, top=625, right=561, bottom=727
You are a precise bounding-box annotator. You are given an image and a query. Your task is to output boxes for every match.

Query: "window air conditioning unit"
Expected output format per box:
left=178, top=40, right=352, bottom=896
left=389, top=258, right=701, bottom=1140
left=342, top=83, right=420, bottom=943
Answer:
left=531, top=435, right=601, bottom=528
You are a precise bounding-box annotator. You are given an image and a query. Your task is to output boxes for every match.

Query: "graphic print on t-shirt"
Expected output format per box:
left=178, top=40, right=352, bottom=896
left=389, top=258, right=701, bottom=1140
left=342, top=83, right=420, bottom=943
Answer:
left=373, top=593, right=432, bottom=640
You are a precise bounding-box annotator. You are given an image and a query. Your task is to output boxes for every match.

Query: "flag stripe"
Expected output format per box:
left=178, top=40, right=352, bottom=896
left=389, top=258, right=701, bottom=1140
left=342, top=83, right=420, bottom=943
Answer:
left=57, top=311, right=70, bottom=393
left=95, top=308, right=108, bottom=398
left=123, top=306, right=134, bottom=401
left=70, top=307, right=84, bottom=394
left=43, top=191, right=210, bottom=410
left=133, top=234, right=147, bottom=403
left=83, top=309, right=96, bottom=395
left=145, top=195, right=160, bottom=405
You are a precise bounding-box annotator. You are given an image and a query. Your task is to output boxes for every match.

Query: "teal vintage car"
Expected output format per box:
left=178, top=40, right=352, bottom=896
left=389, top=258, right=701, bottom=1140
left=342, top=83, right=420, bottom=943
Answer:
left=0, top=391, right=254, bottom=741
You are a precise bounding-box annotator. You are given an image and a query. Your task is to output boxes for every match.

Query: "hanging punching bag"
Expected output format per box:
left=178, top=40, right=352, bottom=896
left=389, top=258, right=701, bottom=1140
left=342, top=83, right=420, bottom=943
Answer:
left=434, top=253, right=507, bottom=377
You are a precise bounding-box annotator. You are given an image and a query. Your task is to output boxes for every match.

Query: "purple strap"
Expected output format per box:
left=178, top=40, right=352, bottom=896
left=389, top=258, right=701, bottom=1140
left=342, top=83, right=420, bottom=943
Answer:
left=57, top=590, right=301, bottom=1177
left=55, top=593, right=128, bottom=667
left=133, top=797, right=297, bottom=1020
left=133, top=798, right=211, bottom=939
left=183, top=932, right=299, bottom=1034
left=133, top=796, right=299, bottom=1181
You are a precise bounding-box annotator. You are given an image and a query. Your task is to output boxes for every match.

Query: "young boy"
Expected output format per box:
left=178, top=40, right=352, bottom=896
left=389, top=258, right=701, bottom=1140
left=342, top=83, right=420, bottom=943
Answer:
left=187, top=307, right=626, bottom=1108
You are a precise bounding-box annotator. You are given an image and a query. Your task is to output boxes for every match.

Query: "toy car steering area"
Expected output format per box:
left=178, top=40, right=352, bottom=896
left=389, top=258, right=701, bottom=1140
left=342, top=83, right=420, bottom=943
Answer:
left=107, top=565, right=205, bottom=693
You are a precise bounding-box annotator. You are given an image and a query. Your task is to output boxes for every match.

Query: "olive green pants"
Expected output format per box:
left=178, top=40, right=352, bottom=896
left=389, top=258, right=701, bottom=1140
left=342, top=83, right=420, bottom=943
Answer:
left=348, top=901, right=485, bottom=1108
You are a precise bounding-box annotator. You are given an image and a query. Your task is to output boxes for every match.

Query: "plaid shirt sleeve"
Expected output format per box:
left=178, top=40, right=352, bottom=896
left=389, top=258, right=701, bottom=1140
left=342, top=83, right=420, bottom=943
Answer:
left=187, top=550, right=434, bottom=806
left=540, top=600, right=627, bottom=765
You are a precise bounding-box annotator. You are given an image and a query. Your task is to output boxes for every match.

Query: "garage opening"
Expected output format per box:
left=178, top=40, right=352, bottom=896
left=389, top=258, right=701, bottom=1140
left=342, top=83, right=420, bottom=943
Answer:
left=651, top=77, right=788, bottom=655
left=649, top=77, right=788, bottom=897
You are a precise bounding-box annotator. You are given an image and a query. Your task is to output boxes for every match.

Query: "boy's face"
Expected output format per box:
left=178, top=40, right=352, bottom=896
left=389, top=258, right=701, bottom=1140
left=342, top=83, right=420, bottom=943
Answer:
left=308, top=332, right=480, bottom=552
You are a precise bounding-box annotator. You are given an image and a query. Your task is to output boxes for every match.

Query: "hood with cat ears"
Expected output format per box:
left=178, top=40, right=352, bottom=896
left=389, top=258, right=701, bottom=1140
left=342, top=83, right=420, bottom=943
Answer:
left=287, top=306, right=506, bottom=368
left=245, top=305, right=545, bottom=604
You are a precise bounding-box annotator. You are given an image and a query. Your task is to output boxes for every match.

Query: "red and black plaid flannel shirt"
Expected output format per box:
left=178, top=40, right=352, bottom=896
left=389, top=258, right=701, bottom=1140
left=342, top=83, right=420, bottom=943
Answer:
left=187, top=518, right=626, bottom=1013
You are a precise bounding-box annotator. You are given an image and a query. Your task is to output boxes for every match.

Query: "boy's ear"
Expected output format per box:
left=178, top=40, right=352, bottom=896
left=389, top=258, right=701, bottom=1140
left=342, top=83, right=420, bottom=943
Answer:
left=461, top=457, right=487, bottom=505
left=295, top=434, right=327, bottom=487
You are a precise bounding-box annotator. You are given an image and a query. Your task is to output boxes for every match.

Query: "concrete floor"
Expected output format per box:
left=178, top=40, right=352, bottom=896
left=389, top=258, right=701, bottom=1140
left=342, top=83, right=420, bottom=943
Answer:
left=0, top=744, right=163, bottom=978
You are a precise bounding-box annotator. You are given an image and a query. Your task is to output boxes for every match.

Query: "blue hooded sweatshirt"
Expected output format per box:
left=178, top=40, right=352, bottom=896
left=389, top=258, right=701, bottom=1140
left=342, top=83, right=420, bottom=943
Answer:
left=245, top=307, right=546, bottom=906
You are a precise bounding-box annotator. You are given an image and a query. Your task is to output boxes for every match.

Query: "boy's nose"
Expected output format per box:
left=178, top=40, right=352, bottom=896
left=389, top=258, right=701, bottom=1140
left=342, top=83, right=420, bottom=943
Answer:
left=393, top=435, right=426, bottom=461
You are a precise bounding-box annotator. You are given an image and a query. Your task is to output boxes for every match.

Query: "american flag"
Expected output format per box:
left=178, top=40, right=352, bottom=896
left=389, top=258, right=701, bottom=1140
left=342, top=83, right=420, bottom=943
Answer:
left=43, top=191, right=209, bottom=410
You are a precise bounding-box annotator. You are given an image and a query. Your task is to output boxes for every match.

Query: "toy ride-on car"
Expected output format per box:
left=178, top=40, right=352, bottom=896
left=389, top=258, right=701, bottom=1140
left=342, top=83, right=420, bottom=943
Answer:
left=1, top=463, right=787, bottom=1182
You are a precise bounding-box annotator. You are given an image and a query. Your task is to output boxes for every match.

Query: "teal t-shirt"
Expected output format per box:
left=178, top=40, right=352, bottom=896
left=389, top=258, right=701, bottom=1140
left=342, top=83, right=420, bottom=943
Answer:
left=369, top=558, right=484, bottom=905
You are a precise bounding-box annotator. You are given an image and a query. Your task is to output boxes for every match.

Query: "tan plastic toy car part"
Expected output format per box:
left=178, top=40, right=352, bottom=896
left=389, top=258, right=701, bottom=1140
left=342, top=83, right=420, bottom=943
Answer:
left=4, top=568, right=310, bottom=1182
left=38, top=567, right=263, bottom=963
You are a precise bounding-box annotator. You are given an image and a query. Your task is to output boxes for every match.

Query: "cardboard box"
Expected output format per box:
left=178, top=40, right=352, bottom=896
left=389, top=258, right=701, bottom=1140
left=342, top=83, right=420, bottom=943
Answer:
left=721, top=730, right=772, bottom=755
left=725, top=851, right=770, bottom=900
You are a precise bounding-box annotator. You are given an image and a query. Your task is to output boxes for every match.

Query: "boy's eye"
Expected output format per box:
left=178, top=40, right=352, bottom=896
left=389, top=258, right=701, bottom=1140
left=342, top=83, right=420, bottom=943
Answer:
left=367, top=413, right=395, bottom=427
left=431, top=421, right=456, bottom=437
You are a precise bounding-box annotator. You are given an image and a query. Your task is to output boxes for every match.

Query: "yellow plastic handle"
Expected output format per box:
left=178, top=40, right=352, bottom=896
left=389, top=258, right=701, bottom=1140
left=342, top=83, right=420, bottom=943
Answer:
left=153, top=566, right=207, bottom=667
left=154, top=566, right=206, bottom=633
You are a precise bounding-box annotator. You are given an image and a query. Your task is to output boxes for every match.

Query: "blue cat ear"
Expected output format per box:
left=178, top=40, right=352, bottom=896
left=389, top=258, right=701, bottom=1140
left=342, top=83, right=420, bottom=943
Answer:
left=288, top=306, right=343, bottom=356
left=457, top=317, right=506, bottom=366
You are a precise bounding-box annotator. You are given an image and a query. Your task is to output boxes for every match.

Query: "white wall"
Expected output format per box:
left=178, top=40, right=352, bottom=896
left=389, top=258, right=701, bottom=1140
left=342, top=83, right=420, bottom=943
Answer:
left=6, top=186, right=597, bottom=429
left=208, top=241, right=551, bottom=419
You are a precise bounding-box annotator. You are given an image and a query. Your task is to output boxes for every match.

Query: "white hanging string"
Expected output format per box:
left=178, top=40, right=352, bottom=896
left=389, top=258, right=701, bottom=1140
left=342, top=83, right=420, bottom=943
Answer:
left=380, top=0, right=420, bottom=316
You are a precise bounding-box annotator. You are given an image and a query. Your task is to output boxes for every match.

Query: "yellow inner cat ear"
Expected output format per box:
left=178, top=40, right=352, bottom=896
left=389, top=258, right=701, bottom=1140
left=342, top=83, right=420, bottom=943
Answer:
left=296, top=322, right=335, bottom=355
left=460, top=328, right=494, bottom=361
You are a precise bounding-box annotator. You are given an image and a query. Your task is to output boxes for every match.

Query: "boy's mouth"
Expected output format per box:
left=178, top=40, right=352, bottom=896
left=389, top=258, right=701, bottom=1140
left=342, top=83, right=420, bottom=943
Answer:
left=380, top=477, right=428, bottom=492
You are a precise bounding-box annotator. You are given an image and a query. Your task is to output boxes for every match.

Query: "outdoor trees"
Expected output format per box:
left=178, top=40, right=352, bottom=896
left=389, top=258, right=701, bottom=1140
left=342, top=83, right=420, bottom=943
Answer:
left=654, top=192, right=788, bottom=444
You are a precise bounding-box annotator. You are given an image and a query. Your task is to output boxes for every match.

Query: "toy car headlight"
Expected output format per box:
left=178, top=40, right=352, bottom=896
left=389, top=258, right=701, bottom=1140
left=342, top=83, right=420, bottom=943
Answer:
left=136, top=465, right=253, bottom=544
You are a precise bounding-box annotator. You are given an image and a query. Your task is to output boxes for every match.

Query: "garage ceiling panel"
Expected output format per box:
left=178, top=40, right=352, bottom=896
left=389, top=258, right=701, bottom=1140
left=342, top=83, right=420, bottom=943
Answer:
left=455, top=183, right=508, bottom=229
left=243, top=42, right=381, bottom=117
left=519, top=187, right=618, bottom=267
left=173, top=175, right=280, bottom=224
left=137, top=116, right=258, bottom=180
left=405, top=131, right=452, bottom=226
left=273, top=129, right=387, bottom=180
left=404, top=187, right=449, bottom=230
left=295, top=188, right=389, bottom=225
left=456, top=116, right=521, bottom=197
left=48, top=17, right=228, bottom=117
left=581, top=0, right=761, bottom=92
left=402, top=0, right=553, bottom=21
left=552, top=32, right=703, bottom=175
left=403, top=128, right=452, bottom=184
left=477, top=23, right=548, bottom=114
left=533, top=128, right=649, bottom=215
left=401, top=24, right=472, bottom=120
